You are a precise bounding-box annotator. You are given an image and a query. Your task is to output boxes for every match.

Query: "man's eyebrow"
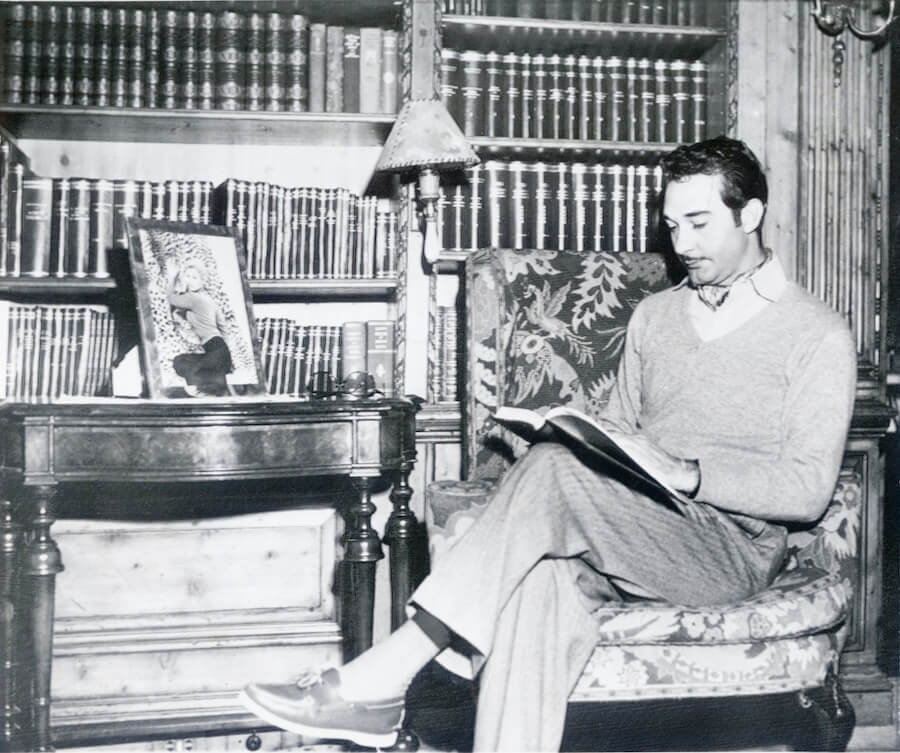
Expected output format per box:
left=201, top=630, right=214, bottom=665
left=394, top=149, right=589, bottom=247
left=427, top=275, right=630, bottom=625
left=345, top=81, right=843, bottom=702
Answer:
left=663, top=209, right=712, bottom=222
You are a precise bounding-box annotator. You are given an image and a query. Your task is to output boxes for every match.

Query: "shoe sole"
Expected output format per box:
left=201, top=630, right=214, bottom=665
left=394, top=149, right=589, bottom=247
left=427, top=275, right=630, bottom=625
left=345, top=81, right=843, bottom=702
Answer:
left=238, top=689, right=401, bottom=749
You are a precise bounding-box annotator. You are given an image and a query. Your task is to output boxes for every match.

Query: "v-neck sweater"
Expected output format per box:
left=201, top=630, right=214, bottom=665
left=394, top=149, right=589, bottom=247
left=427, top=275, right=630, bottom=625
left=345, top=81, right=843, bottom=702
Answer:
left=601, top=280, right=857, bottom=524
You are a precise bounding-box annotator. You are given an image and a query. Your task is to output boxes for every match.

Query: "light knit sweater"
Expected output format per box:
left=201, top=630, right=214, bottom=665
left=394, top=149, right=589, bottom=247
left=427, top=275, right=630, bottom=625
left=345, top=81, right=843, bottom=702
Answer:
left=601, top=280, right=857, bottom=524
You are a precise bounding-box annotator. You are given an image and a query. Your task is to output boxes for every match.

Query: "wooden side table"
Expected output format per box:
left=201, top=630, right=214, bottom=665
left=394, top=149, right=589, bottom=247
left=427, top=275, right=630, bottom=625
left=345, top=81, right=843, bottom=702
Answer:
left=0, top=398, right=420, bottom=752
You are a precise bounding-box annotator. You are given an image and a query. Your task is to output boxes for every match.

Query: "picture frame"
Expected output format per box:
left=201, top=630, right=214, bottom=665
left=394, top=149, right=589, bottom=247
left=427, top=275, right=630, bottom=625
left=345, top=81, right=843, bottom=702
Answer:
left=124, top=218, right=266, bottom=399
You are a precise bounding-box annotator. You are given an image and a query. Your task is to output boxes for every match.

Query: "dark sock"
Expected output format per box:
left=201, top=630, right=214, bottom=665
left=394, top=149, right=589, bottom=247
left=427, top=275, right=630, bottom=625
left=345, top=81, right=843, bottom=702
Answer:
left=411, top=608, right=453, bottom=651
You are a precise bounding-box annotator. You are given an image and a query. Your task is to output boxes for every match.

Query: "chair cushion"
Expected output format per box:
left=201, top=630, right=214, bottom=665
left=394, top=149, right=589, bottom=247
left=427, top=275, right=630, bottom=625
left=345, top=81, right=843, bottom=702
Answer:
left=572, top=628, right=846, bottom=701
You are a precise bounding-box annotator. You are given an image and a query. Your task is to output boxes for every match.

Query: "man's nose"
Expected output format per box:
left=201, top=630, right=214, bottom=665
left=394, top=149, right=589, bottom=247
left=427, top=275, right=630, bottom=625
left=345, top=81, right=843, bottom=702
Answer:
left=673, top=228, right=694, bottom=255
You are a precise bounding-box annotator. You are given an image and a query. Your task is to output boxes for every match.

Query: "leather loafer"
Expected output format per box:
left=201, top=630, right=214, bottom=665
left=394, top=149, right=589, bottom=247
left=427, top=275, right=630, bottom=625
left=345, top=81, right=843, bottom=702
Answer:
left=239, top=668, right=404, bottom=749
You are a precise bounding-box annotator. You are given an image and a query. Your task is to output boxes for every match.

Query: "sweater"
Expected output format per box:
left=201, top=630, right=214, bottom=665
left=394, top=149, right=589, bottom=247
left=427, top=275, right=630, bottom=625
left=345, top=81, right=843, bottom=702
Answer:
left=601, top=280, right=857, bottom=523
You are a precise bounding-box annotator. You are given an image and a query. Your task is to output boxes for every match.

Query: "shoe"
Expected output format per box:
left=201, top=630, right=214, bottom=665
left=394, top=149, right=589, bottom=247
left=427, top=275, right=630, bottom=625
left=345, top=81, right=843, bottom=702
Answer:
left=238, top=668, right=404, bottom=749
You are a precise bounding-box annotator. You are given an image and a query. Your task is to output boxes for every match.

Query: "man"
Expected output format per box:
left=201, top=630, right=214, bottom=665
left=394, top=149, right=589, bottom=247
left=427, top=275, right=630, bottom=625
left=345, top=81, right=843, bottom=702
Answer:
left=239, top=137, right=857, bottom=751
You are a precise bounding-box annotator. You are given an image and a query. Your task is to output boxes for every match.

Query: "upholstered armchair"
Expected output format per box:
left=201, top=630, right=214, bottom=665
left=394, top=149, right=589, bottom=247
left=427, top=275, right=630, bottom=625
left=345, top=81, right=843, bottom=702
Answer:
left=425, top=248, right=858, bottom=750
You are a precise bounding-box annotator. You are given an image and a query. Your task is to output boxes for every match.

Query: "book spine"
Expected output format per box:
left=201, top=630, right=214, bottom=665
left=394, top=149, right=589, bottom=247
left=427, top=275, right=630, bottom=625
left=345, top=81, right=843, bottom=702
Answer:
left=608, top=164, right=624, bottom=252
left=438, top=305, right=458, bottom=401
left=690, top=60, right=707, bottom=142
left=605, top=56, right=624, bottom=142
left=467, top=163, right=484, bottom=250
left=531, top=53, right=547, bottom=140
left=380, top=30, right=399, bottom=114
left=0, top=141, right=10, bottom=275
left=519, top=53, right=532, bottom=139
left=7, top=163, right=25, bottom=277
left=215, top=11, right=245, bottom=110
left=484, top=160, right=506, bottom=249
left=590, top=164, right=605, bottom=251
left=508, top=160, right=527, bottom=249
left=67, top=179, right=91, bottom=277
left=654, top=59, right=670, bottom=142
left=179, top=10, right=199, bottom=109
left=625, top=57, right=639, bottom=142
left=637, top=57, right=654, bottom=142
left=571, top=162, right=588, bottom=252
left=110, top=8, right=129, bottom=108
left=4, top=3, right=26, bottom=104
left=89, top=179, right=114, bottom=278
left=60, top=5, right=78, bottom=105
left=287, top=14, right=309, bottom=112
left=592, top=56, right=605, bottom=140
left=265, top=12, right=288, bottom=112
left=635, top=164, right=650, bottom=252
left=22, top=3, right=41, bottom=105
left=41, top=5, right=62, bottom=105
left=502, top=52, right=518, bottom=138
left=546, top=54, right=562, bottom=139
left=127, top=9, right=146, bottom=108
left=341, top=320, right=367, bottom=378
left=624, top=164, right=636, bottom=252
left=577, top=55, right=592, bottom=141
left=652, top=0, right=667, bottom=24
left=562, top=55, right=578, bottom=140
left=145, top=9, right=161, bottom=108
left=479, top=51, right=499, bottom=138
left=93, top=7, right=114, bottom=107
left=308, top=23, right=327, bottom=112
left=440, top=48, right=460, bottom=125
left=528, top=162, right=548, bottom=250
left=74, top=6, right=93, bottom=106
left=160, top=9, right=179, bottom=109
left=197, top=11, right=216, bottom=110
left=670, top=60, right=689, bottom=144
left=245, top=12, right=265, bottom=111
left=359, top=27, right=382, bottom=114
left=366, top=320, right=395, bottom=397
left=461, top=50, right=485, bottom=136
left=325, top=26, right=345, bottom=113
left=21, top=177, right=53, bottom=277
left=113, top=180, right=139, bottom=249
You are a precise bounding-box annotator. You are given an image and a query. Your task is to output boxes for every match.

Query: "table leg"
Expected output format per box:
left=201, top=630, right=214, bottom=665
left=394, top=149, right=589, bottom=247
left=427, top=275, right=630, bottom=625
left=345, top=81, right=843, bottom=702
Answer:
left=344, top=477, right=383, bottom=659
left=0, top=499, right=24, bottom=752
left=22, top=486, right=63, bottom=753
left=384, top=458, right=419, bottom=631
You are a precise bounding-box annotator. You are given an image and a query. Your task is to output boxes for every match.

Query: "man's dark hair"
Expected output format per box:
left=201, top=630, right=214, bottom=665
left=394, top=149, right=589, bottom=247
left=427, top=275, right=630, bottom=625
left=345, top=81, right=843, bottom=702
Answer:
left=660, top=136, right=768, bottom=224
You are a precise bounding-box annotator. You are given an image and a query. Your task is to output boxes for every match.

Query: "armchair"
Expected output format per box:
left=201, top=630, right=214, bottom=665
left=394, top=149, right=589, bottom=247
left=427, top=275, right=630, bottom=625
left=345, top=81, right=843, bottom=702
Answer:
left=425, top=248, right=858, bottom=750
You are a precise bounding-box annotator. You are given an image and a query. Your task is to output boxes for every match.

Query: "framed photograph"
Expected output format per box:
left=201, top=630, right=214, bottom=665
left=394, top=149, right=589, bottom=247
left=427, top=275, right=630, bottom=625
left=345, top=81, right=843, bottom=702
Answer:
left=125, top=218, right=266, bottom=399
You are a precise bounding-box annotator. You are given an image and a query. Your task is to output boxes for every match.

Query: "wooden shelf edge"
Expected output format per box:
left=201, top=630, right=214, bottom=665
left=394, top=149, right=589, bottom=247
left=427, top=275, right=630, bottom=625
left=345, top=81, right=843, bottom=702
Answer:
left=249, top=278, right=399, bottom=299
left=443, top=14, right=726, bottom=36
left=470, top=137, right=679, bottom=157
left=0, top=277, right=116, bottom=295
left=0, top=105, right=396, bottom=146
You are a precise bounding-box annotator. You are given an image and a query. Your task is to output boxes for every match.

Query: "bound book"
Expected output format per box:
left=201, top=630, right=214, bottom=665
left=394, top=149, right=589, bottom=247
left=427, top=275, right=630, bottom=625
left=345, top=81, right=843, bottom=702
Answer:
left=492, top=405, right=691, bottom=513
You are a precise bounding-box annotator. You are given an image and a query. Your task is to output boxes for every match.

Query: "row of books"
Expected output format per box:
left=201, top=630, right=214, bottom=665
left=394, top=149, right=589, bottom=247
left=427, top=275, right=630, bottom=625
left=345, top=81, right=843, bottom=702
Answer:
left=214, top=180, right=399, bottom=281
left=257, top=318, right=395, bottom=398
left=3, top=4, right=401, bottom=115
left=442, top=0, right=711, bottom=26
left=432, top=305, right=460, bottom=403
left=442, top=49, right=708, bottom=143
left=0, top=302, right=117, bottom=401
left=4, top=170, right=215, bottom=279
left=436, top=159, right=664, bottom=253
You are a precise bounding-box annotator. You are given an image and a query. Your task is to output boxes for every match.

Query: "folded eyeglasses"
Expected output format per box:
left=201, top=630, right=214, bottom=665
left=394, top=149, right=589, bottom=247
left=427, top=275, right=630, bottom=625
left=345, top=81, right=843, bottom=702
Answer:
left=307, top=370, right=383, bottom=399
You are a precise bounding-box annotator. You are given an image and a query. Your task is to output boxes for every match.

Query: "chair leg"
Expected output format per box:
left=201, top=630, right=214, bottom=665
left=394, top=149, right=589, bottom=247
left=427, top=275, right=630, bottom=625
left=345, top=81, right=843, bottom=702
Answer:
left=796, top=670, right=856, bottom=751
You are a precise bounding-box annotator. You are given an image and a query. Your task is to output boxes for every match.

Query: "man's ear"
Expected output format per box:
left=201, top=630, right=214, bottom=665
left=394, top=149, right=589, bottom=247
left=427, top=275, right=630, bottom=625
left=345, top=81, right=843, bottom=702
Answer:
left=740, top=198, right=765, bottom=234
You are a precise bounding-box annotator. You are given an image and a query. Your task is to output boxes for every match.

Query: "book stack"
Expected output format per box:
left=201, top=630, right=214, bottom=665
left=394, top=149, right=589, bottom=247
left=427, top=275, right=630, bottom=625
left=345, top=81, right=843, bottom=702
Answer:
left=442, top=0, right=709, bottom=24
left=0, top=301, right=117, bottom=401
left=214, top=180, right=399, bottom=281
left=256, top=318, right=395, bottom=397
left=442, top=48, right=707, bottom=143
left=2, top=166, right=214, bottom=279
left=437, top=160, right=662, bottom=253
left=2, top=3, right=401, bottom=115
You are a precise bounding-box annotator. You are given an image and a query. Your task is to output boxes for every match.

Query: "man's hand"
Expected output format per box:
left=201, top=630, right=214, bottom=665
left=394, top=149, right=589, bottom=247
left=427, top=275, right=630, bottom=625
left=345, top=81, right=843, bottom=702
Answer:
left=605, top=429, right=700, bottom=496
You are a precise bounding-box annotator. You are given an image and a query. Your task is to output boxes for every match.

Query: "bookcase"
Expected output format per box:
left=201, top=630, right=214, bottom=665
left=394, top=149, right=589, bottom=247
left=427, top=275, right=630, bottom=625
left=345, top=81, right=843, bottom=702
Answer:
left=425, top=0, right=729, bottom=405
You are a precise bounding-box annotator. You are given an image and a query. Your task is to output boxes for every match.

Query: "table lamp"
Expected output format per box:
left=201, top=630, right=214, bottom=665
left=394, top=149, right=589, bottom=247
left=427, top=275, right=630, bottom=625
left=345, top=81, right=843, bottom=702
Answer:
left=375, top=98, right=480, bottom=263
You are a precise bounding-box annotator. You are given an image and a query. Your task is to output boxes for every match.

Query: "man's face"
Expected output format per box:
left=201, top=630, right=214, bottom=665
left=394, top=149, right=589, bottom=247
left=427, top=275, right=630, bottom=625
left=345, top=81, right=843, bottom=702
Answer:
left=662, top=172, right=756, bottom=286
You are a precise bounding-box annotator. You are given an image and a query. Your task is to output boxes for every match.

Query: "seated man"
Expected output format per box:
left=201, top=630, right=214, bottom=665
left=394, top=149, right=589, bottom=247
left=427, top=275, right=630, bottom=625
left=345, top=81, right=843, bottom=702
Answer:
left=239, top=137, right=857, bottom=752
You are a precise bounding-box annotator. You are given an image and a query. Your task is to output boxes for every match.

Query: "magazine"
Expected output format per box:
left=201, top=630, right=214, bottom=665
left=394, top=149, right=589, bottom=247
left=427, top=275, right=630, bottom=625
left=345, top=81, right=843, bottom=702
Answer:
left=492, top=405, right=692, bottom=514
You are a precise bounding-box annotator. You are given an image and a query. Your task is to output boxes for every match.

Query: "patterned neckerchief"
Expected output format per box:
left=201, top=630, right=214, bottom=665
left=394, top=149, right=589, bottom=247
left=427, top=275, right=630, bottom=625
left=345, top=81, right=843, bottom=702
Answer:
left=694, top=248, right=773, bottom=311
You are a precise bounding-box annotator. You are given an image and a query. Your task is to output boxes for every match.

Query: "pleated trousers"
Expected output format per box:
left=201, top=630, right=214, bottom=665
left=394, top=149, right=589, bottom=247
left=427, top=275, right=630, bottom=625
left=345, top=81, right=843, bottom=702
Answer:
left=410, top=442, right=787, bottom=751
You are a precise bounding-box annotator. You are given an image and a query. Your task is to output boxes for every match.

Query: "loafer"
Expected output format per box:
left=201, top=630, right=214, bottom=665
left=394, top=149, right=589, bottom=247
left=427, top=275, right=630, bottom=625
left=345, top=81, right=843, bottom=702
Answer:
left=238, top=668, right=404, bottom=748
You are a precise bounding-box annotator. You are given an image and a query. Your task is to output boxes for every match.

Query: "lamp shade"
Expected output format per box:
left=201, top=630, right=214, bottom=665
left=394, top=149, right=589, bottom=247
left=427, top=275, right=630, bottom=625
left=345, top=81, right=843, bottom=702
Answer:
left=375, top=99, right=480, bottom=173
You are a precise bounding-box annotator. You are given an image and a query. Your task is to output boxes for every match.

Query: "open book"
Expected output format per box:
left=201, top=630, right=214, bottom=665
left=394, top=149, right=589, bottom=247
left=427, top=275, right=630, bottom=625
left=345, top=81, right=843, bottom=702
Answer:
left=492, top=405, right=692, bottom=514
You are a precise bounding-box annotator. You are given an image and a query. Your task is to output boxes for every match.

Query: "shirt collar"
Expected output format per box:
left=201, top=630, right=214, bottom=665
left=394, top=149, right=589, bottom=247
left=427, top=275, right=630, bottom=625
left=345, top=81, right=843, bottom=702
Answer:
left=674, top=250, right=787, bottom=303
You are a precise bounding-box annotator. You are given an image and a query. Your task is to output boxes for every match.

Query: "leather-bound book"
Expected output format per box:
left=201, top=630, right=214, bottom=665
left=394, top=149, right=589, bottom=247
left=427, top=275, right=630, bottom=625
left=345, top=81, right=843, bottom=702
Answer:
left=160, top=9, right=179, bottom=109
left=670, top=59, right=689, bottom=144
left=7, top=163, right=26, bottom=276
left=215, top=10, right=245, bottom=110
left=380, top=29, right=399, bottom=114
left=51, top=179, right=70, bottom=277
left=93, top=7, right=113, bottom=107
left=245, top=12, right=266, bottom=111
left=359, top=27, right=382, bottom=114
left=74, top=5, right=94, bottom=106
left=197, top=12, right=216, bottom=109
left=341, top=26, right=361, bottom=113
left=41, top=5, right=62, bottom=104
left=325, top=25, right=345, bottom=113
left=501, top=52, right=518, bottom=138
left=531, top=53, right=547, bottom=139
left=519, top=53, right=533, bottom=138
left=562, top=54, right=578, bottom=140
left=577, top=55, right=592, bottom=140
left=110, top=7, right=129, bottom=108
left=654, top=59, right=670, bottom=142
left=127, top=8, right=146, bottom=108
left=145, top=9, right=161, bottom=108
left=4, top=3, right=25, bottom=104
left=366, top=320, right=395, bottom=397
left=178, top=10, right=199, bottom=109
left=21, top=176, right=52, bottom=277
left=89, top=179, right=114, bottom=278
left=22, top=3, right=41, bottom=105
left=265, top=12, right=288, bottom=111
left=605, top=56, right=624, bottom=142
left=690, top=60, right=708, bottom=141
left=308, top=23, right=327, bottom=111
left=286, top=14, right=309, bottom=112
left=461, top=50, right=485, bottom=136
left=637, top=57, right=654, bottom=142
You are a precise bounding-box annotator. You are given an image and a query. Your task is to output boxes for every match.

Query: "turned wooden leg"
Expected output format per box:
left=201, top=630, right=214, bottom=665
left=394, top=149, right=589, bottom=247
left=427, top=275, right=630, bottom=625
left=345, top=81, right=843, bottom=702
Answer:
left=344, top=477, right=383, bottom=660
left=384, top=458, right=419, bottom=631
left=22, top=486, right=64, bottom=753
left=0, top=499, right=23, bottom=752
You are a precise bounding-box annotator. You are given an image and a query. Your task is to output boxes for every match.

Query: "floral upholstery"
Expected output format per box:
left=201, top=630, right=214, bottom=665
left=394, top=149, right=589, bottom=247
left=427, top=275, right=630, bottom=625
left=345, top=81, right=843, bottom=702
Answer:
left=425, top=248, right=859, bottom=702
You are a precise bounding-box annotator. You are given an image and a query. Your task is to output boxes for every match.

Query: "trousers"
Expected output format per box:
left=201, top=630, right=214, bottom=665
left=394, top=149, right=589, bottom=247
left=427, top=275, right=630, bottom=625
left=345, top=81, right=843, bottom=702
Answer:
left=410, top=442, right=787, bottom=751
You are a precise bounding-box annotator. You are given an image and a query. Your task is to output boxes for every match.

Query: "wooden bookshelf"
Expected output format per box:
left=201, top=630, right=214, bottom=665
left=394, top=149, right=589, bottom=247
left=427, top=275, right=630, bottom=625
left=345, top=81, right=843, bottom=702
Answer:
left=0, top=105, right=395, bottom=147
left=469, top=136, right=681, bottom=159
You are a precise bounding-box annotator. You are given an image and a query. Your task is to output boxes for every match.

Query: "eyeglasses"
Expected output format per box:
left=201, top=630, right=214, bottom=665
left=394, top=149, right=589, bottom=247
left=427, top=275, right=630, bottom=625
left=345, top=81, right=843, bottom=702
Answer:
left=307, top=371, right=383, bottom=400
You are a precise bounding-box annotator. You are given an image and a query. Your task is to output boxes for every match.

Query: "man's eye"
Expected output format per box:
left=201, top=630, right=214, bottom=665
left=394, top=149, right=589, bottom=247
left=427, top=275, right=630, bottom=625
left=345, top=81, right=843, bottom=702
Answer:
left=691, top=223, right=706, bottom=230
